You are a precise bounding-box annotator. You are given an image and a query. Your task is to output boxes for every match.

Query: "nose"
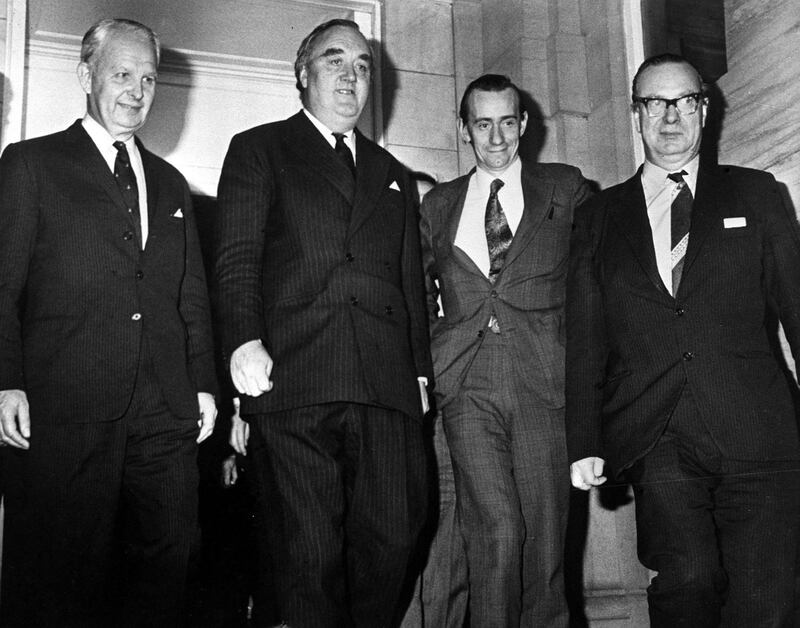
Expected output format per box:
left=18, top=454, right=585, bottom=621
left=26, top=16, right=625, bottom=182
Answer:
left=341, top=64, right=356, bottom=82
left=128, top=80, right=144, bottom=100
left=489, top=124, right=503, bottom=145
left=663, top=102, right=680, bottom=122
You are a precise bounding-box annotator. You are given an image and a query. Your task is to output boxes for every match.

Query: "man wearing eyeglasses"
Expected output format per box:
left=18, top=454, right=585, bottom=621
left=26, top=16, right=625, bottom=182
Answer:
left=566, top=53, right=800, bottom=627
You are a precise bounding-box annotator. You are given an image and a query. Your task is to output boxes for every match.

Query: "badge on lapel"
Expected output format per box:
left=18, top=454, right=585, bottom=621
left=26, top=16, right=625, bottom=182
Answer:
left=171, top=207, right=184, bottom=219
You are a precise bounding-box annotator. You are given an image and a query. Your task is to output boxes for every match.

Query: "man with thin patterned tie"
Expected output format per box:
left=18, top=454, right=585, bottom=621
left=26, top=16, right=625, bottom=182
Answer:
left=567, top=53, right=800, bottom=626
left=0, top=18, right=217, bottom=627
left=417, top=74, right=590, bottom=626
left=213, top=19, right=432, bottom=628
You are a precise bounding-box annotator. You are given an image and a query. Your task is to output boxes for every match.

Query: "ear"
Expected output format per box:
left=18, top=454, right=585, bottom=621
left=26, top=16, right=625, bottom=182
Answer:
left=519, top=111, right=528, bottom=136
left=632, top=104, right=643, bottom=135
left=700, top=97, right=709, bottom=129
left=299, top=64, right=309, bottom=90
left=457, top=118, right=471, bottom=144
left=77, top=62, right=92, bottom=95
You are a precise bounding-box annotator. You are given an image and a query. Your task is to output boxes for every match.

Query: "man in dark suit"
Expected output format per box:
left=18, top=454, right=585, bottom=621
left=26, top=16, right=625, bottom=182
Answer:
left=213, top=19, right=432, bottom=628
left=0, top=18, right=217, bottom=628
left=567, top=53, right=800, bottom=627
left=419, top=74, right=590, bottom=627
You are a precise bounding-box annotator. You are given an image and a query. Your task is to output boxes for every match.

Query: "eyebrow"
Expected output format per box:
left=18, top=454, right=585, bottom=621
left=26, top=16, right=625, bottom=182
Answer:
left=320, top=47, right=372, bottom=63
left=473, top=115, right=518, bottom=123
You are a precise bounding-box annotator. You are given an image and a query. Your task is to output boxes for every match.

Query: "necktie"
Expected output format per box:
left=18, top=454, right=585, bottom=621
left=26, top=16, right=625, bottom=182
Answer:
left=668, top=171, right=692, bottom=296
left=332, top=132, right=356, bottom=179
left=113, top=141, right=142, bottom=245
left=485, top=178, right=512, bottom=284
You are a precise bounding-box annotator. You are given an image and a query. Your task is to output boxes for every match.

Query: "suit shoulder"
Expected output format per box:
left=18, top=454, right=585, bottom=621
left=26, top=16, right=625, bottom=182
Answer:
left=422, top=174, right=469, bottom=205
left=140, top=147, right=189, bottom=186
left=528, top=161, right=585, bottom=181
left=1, top=126, right=75, bottom=161
left=714, top=164, right=776, bottom=185
left=229, top=119, right=288, bottom=145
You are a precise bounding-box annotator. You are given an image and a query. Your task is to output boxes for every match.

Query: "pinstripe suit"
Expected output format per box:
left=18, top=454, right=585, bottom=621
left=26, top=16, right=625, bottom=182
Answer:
left=566, top=165, right=800, bottom=625
left=214, top=111, right=433, bottom=627
left=420, top=160, right=591, bottom=627
left=0, top=120, right=217, bottom=627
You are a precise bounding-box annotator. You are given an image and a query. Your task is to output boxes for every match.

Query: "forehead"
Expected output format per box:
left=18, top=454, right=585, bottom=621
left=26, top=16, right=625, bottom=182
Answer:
left=96, top=32, right=157, bottom=68
left=637, top=62, right=701, bottom=97
left=309, top=25, right=370, bottom=58
left=467, top=88, right=519, bottom=119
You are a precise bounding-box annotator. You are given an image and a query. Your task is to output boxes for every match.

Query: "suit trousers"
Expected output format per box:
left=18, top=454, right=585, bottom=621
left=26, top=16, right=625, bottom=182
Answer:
left=443, top=331, right=570, bottom=628
left=400, top=410, right=468, bottom=628
left=247, top=402, right=427, bottom=628
left=627, top=388, right=800, bottom=628
left=0, top=342, right=201, bottom=628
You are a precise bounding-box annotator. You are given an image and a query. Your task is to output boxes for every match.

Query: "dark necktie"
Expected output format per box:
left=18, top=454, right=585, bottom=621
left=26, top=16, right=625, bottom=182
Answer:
left=667, top=171, right=692, bottom=296
left=332, top=132, right=356, bottom=179
left=113, top=141, right=142, bottom=245
left=485, top=178, right=512, bottom=284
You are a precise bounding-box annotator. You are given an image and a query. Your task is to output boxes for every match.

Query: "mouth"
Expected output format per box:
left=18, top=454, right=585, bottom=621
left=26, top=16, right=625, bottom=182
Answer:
left=118, top=103, right=143, bottom=112
left=335, top=88, right=355, bottom=96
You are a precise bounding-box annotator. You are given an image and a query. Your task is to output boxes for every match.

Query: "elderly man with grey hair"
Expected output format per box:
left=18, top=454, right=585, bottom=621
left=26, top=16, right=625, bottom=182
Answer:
left=0, top=18, right=217, bottom=627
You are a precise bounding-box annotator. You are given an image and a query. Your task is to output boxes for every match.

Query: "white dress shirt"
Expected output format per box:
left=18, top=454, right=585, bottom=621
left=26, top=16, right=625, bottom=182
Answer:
left=303, top=109, right=357, bottom=164
left=82, top=115, right=149, bottom=248
left=455, top=157, right=524, bottom=277
left=641, top=155, right=699, bottom=294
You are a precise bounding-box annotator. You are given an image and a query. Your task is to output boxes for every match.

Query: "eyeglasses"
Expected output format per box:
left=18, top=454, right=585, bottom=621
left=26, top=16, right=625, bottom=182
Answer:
left=632, top=93, right=704, bottom=117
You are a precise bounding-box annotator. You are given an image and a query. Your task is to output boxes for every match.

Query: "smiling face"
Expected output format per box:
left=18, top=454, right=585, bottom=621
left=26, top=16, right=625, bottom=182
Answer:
left=77, top=31, right=157, bottom=141
left=634, top=61, right=707, bottom=170
left=459, top=87, right=527, bottom=175
left=299, top=25, right=371, bottom=133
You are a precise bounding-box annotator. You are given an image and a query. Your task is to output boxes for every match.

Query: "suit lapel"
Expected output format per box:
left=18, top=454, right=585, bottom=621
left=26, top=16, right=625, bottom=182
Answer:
left=348, top=131, right=391, bottom=238
left=609, top=172, right=669, bottom=295
left=680, top=165, right=720, bottom=281
left=285, top=111, right=355, bottom=205
left=67, top=121, right=129, bottom=213
left=438, top=172, right=485, bottom=278
left=502, top=163, right=554, bottom=270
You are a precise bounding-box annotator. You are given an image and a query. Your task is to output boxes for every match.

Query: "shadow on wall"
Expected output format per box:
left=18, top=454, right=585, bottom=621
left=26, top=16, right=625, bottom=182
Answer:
left=138, top=47, right=192, bottom=160
left=519, top=90, right=547, bottom=165
left=1, top=71, right=12, bottom=148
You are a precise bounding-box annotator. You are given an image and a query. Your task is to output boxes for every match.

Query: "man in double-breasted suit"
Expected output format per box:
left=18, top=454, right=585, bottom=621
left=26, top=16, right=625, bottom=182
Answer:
left=213, top=19, right=432, bottom=628
left=567, top=54, right=800, bottom=626
left=419, top=74, right=590, bottom=627
left=0, top=18, right=217, bottom=627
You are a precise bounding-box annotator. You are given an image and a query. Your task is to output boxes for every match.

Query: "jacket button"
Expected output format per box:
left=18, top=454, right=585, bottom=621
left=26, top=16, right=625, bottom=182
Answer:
left=385, top=305, right=393, bottom=315
left=350, top=296, right=359, bottom=306
left=131, top=313, right=142, bottom=321
left=675, top=307, right=685, bottom=316
left=123, top=231, right=134, bottom=241
left=682, top=351, right=693, bottom=361
left=490, top=290, right=498, bottom=298
left=477, top=330, right=485, bottom=338
left=135, top=270, right=144, bottom=280
left=345, top=252, right=354, bottom=262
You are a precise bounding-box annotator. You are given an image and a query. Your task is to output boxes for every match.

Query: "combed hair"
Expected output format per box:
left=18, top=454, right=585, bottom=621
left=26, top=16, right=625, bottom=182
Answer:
left=631, top=53, right=706, bottom=100
left=459, top=74, right=525, bottom=123
left=81, top=18, right=161, bottom=68
left=294, top=19, right=368, bottom=100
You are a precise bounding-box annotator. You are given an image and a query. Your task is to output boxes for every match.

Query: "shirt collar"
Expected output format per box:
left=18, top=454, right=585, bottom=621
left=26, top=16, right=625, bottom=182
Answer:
left=641, top=154, right=699, bottom=198
left=303, top=109, right=355, bottom=147
left=474, top=156, right=522, bottom=191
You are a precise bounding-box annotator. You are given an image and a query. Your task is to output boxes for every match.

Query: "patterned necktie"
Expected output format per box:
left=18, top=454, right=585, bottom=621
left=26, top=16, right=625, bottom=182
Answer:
left=668, top=171, right=692, bottom=296
left=332, top=132, right=356, bottom=179
left=485, top=178, right=512, bottom=284
left=113, top=141, right=142, bottom=245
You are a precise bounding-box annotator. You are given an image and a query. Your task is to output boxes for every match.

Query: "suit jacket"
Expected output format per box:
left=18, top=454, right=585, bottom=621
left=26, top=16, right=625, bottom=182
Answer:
left=420, top=160, right=591, bottom=411
left=565, top=164, right=800, bottom=475
left=0, top=120, right=217, bottom=424
left=214, top=111, right=432, bottom=421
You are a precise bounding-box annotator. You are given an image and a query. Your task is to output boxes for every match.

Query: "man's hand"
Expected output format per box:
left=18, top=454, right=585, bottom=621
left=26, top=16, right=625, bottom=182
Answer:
left=221, top=454, right=238, bottom=487
left=196, top=392, right=217, bottom=444
left=228, top=397, right=250, bottom=456
left=0, top=389, right=30, bottom=449
left=570, top=456, right=607, bottom=490
left=230, top=339, right=273, bottom=397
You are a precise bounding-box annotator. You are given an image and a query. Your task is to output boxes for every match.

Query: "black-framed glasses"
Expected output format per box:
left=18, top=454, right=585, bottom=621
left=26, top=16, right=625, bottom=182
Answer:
left=632, top=93, right=704, bottom=117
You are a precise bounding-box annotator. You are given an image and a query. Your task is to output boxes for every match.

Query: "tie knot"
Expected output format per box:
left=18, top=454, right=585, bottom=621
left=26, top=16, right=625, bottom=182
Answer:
left=667, top=170, right=687, bottom=185
left=113, top=141, right=130, bottom=164
left=490, top=178, right=504, bottom=195
left=332, top=132, right=346, bottom=145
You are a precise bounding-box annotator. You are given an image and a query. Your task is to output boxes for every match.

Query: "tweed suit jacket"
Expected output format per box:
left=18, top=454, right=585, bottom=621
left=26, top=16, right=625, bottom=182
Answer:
left=0, top=120, right=217, bottom=424
left=420, top=160, right=591, bottom=412
left=565, top=164, right=800, bottom=475
left=214, top=111, right=432, bottom=421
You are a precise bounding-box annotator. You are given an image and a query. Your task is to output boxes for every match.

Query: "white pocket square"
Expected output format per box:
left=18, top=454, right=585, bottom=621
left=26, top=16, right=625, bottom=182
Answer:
left=172, top=208, right=184, bottom=218
left=389, top=180, right=401, bottom=191
left=724, top=217, right=746, bottom=228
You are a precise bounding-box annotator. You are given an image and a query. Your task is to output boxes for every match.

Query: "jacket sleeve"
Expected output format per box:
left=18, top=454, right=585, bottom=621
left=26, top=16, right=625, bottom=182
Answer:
left=565, top=195, right=607, bottom=462
left=0, top=143, right=37, bottom=391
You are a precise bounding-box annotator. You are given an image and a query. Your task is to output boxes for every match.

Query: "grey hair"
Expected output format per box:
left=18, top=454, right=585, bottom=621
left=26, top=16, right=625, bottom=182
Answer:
left=80, top=18, right=161, bottom=68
